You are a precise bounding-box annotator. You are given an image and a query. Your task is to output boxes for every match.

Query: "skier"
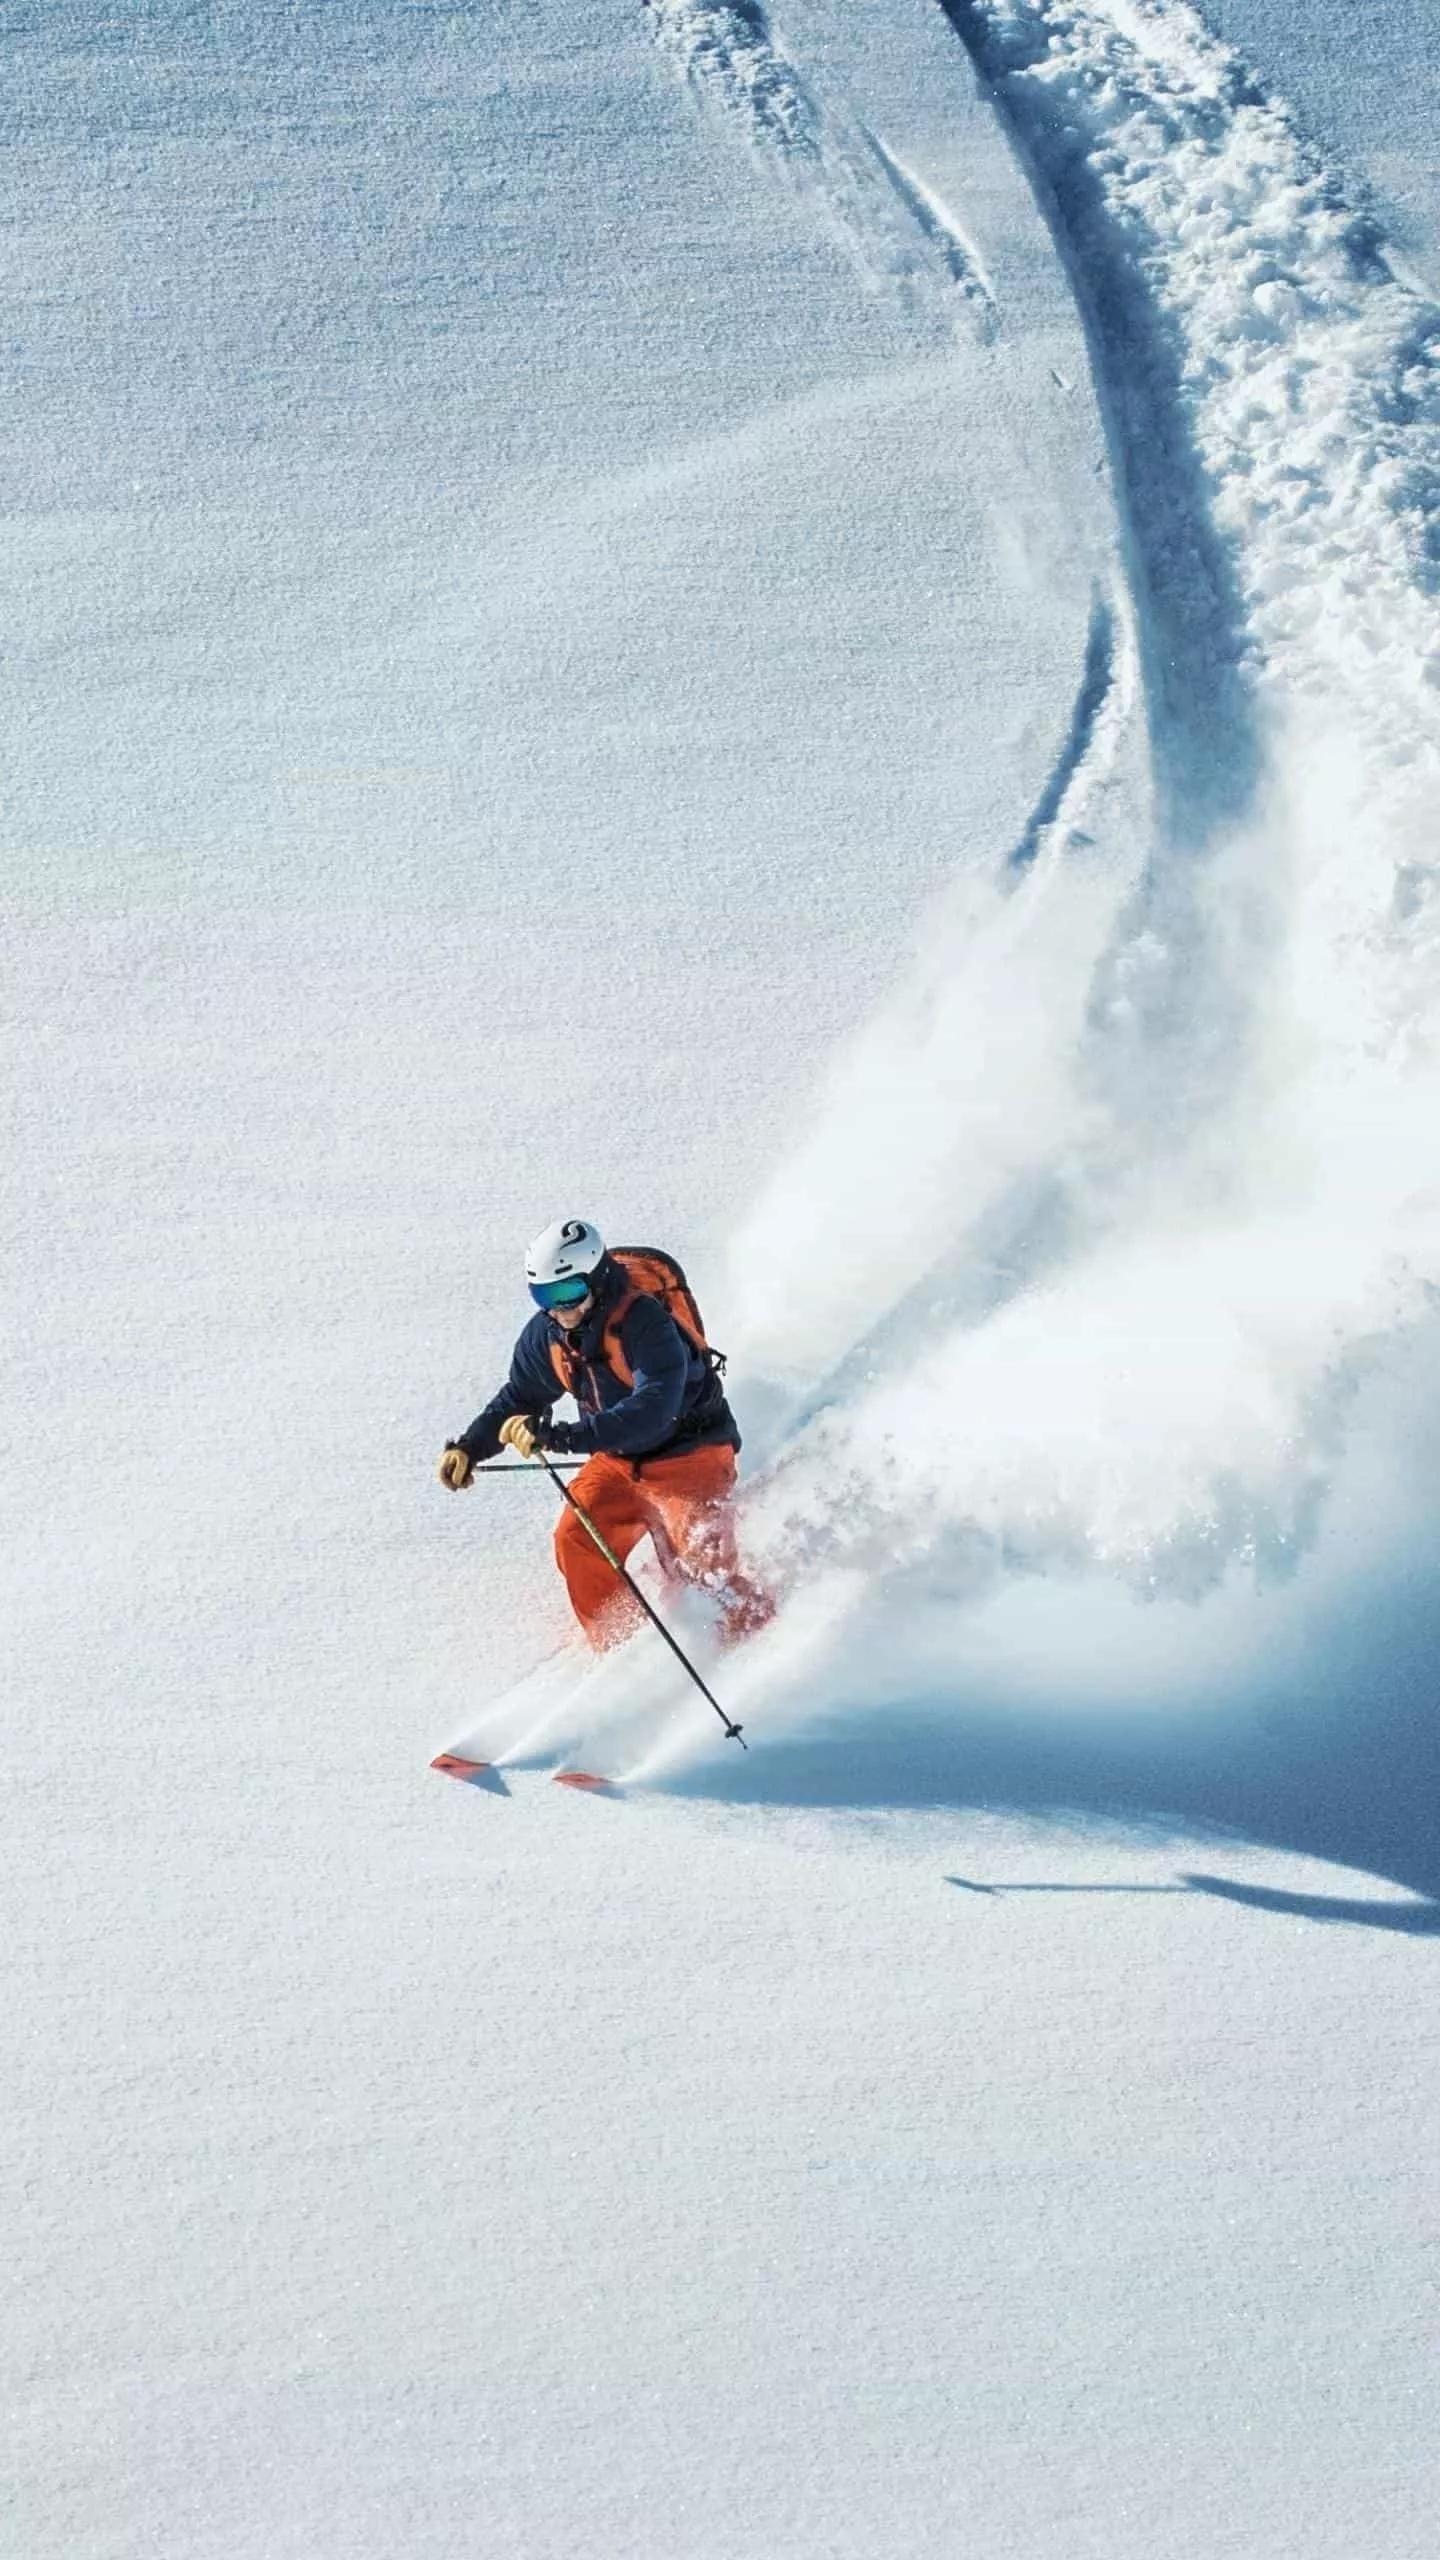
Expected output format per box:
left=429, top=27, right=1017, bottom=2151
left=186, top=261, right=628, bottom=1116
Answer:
left=438, top=1219, right=775, bottom=1652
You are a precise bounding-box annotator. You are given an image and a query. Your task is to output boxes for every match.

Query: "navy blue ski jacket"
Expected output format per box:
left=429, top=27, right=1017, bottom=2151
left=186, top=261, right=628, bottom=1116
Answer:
left=455, top=1257, right=739, bottom=1467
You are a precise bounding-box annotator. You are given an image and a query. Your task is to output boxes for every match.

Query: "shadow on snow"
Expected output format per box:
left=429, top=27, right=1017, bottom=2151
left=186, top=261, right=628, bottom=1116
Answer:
left=945, top=1872, right=1438, bottom=1931
left=654, top=1557, right=1440, bottom=1928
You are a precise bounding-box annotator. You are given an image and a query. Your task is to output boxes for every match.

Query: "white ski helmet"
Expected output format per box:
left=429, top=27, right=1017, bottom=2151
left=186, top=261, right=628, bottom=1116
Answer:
left=525, top=1217, right=607, bottom=1290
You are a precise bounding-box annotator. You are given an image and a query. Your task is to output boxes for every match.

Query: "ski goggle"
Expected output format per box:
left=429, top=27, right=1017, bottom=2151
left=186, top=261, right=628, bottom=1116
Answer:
left=530, top=1275, right=593, bottom=1312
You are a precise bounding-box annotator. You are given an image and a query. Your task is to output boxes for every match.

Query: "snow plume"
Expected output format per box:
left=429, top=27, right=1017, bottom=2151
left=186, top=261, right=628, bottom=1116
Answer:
left=726, top=1, right=1440, bottom=1677
left=726, top=579, right=1144, bottom=1394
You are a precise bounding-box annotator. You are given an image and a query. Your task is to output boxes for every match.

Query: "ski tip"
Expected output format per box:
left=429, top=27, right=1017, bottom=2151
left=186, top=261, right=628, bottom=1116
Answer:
left=431, top=1753, right=493, bottom=1784
left=552, top=1768, right=617, bottom=1794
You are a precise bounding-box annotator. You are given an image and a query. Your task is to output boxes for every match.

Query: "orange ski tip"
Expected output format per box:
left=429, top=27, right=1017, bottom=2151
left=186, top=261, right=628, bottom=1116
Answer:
left=431, top=1753, right=491, bottom=1780
left=553, top=1768, right=612, bottom=1792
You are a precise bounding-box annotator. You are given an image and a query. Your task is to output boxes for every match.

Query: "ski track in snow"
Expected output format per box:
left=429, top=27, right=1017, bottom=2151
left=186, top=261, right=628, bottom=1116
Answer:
left=643, top=0, right=996, bottom=332
left=939, top=0, right=1440, bottom=804
left=1006, top=578, right=1135, bottom=872
left=860, top=123, right=997, bottom=307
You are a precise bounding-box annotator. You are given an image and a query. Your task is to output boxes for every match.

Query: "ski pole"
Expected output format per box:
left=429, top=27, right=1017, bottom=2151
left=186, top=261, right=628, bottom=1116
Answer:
left=533, top=1448, right=746, bottom=1747
left=479, top=1460, right=585, bottom=1474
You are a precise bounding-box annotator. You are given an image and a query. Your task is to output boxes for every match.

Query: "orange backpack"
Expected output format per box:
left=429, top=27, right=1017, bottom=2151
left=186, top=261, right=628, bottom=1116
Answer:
left=548, top=1246, right=724, bottom=1398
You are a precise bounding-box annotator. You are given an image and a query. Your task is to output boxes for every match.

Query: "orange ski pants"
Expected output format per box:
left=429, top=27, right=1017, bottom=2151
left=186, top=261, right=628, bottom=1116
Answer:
left=554, top=1445, right=775, bottom=1651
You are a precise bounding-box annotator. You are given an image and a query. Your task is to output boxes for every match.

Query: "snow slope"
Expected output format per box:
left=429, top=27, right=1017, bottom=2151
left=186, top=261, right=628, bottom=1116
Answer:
left=8, top=4, right=1440, bottom=2555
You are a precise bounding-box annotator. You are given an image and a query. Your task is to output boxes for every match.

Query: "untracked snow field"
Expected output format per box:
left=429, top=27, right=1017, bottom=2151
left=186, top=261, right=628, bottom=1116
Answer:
left=7, top=4, right=1440, bottom=2556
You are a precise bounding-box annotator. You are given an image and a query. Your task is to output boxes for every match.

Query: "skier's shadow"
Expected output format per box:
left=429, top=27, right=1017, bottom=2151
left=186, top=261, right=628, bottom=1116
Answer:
left=944, top=1873, right=1440, bottom=1934
left=668, top=1545, right=1440, bottom=1931
left=1182, top=1874, right=1440, bottom=1933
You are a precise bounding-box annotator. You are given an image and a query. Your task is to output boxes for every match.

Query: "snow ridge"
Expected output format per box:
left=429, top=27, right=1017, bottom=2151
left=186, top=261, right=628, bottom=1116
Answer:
left=644, top=0, right=996, bottom=331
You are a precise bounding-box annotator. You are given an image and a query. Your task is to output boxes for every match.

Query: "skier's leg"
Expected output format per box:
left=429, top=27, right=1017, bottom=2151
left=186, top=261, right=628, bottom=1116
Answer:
left=640, top=1447, right=777, bottom=1643
left=554, top=1455, right=652, bottom=1648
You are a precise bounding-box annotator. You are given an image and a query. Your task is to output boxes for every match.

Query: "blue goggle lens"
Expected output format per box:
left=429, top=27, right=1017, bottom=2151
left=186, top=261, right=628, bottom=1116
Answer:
left=530, top=1276, right=592, bottom=1311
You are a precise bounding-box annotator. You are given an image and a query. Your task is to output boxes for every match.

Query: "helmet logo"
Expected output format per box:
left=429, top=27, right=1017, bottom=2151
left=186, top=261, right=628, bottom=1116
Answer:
left=527, top=1216, right=605, bottom=1289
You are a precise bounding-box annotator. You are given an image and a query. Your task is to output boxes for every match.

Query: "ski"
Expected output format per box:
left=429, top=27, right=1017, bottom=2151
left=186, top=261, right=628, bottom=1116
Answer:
left=430, top=1751, right=619, bottom=1795
left=430, top=1752, right=498, bottom=1786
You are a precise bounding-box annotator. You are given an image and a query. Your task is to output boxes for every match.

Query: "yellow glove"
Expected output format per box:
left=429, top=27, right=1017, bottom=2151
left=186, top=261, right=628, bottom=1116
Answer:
left=499, top=1415, right=541, bottom=1460
left=437, top=1445, right=474, bottom=1490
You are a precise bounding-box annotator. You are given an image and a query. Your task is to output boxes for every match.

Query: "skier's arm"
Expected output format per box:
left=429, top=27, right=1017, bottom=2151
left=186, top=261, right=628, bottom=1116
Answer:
left=452, top=1320, right=561, bottom=1466
left=551, top=1298, right=689, bottom=1459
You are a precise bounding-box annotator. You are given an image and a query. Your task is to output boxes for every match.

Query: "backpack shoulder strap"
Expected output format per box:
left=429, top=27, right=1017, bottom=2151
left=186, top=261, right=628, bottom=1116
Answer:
left=599, top=1285, right=641, bottom=1391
